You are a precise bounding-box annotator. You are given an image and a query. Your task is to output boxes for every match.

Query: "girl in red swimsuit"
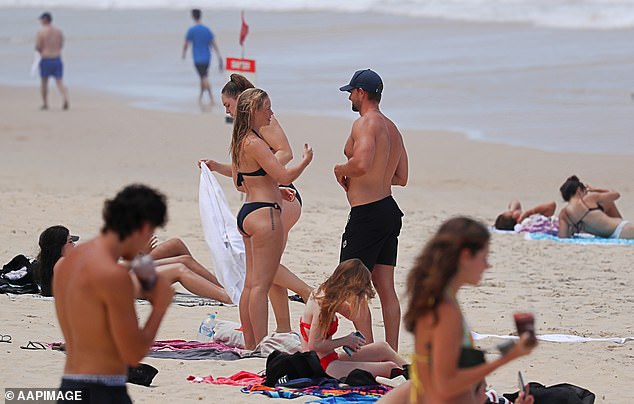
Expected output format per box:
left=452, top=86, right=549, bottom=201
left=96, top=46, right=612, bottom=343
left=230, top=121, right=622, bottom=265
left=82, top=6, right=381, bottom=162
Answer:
left=299, top=258, right=407, bottom=379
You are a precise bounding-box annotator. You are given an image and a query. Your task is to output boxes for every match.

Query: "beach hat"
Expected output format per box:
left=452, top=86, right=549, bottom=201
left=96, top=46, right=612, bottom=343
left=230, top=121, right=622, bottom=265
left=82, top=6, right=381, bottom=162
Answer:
left=339, top=69, right=383, bottom=94
left=39, top=12, right=52, bottom=21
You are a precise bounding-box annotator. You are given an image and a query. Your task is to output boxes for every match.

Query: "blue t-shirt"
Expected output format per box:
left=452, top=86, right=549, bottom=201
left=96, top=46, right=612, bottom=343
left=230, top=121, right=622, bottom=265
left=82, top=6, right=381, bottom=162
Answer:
left=185, top=24, right=214, bottom=64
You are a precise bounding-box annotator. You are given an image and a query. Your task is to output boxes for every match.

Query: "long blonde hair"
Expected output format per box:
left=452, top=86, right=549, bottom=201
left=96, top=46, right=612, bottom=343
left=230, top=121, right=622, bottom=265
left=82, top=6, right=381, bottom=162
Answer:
left=230, top=88, right=269, bottom=167
left=315, top=259, right=375, bottom=337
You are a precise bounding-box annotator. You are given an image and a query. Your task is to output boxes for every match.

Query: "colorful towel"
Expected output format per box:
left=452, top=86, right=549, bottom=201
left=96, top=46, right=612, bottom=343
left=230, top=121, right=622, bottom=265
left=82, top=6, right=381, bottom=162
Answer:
left=241, top=384, right=390, bottom=400
left=306, top=396, right=382, bottom=403
left=524, top=232, right=634, bottom=245
left=187, top=371, right=264, bottom=386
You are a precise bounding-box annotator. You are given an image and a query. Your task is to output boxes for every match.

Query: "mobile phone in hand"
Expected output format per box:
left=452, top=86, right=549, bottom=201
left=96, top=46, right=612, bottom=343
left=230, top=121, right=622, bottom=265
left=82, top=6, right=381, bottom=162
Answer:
left=518, top=371, right=526, bottom=392
left=343, top=331, right=366, bottom=356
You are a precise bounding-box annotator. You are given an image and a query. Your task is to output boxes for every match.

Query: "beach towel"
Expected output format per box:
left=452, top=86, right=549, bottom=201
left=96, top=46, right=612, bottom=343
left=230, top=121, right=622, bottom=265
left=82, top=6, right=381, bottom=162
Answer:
left=524, top=232, right=634, bottom=245
left=135, top=292, right=227, bottom=307
left=199, top=165, right=245, bottom=304
left=472, top=331, right=634, bottom=344
left=241, top=384, right=390, bottom=400
left=187, top=371, right=264, bottom=386
left=147, top=339, right=257, bottom=360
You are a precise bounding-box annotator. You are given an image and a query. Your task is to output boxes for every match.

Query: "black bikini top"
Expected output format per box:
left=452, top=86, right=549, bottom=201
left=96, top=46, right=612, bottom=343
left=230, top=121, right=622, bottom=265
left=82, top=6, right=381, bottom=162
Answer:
left=236, top=129, right=269, bottom=187
left=572, top=200, right=604, bottom=233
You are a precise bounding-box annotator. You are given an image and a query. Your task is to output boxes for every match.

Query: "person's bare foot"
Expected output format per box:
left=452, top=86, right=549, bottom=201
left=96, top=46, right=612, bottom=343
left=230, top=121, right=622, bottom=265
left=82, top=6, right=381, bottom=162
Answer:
left=63, top=101, right=69, bottom=110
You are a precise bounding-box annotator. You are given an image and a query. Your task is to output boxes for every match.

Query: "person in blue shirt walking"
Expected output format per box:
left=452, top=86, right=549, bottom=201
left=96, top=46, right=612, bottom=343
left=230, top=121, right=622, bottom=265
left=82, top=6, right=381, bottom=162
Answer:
left=182, top=9, right=223, bottom=106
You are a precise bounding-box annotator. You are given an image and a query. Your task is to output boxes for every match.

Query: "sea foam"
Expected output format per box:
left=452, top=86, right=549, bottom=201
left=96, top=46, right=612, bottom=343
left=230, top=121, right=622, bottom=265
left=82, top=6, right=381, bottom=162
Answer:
left=4, top=0, right=634, bottom=29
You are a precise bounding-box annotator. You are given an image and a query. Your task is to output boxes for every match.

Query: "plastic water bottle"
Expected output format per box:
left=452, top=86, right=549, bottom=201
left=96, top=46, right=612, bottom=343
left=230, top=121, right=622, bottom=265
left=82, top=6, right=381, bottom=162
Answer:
left=197, top=313, right=217, bottom=342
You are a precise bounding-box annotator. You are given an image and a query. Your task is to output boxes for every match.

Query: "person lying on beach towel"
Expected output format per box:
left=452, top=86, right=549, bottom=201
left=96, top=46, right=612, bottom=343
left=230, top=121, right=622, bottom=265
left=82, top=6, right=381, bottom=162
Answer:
left=558, top=175, right=634, bottom=239
left=494, top=200, right=557, bottom=232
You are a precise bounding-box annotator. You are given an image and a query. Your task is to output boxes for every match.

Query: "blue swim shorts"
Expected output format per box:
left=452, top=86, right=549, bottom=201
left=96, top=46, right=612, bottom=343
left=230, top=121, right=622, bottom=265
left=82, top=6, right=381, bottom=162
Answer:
left=39, top=57, right=63, bottom=79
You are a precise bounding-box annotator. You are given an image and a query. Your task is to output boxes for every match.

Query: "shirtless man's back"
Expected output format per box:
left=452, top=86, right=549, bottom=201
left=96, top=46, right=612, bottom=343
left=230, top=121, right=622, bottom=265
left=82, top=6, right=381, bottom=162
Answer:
left=335, top=69, right=408, bottom=351
left=54, top=184, right=173, bottom=402
left=35, top=12, right=69, bottom=110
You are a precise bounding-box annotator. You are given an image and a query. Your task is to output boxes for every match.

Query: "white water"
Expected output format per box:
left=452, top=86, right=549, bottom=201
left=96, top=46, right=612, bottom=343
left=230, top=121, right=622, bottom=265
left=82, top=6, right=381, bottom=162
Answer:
left=4, top=0, right=634, bottom=29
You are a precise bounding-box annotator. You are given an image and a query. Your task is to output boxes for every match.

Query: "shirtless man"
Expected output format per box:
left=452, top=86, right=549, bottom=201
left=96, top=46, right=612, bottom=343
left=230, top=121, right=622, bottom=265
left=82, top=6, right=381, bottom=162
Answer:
left=335, top=69, right=409, bottom=351
left=54, top=184, right=173, bottom=402
left=35, top=12, right=69, bottom=110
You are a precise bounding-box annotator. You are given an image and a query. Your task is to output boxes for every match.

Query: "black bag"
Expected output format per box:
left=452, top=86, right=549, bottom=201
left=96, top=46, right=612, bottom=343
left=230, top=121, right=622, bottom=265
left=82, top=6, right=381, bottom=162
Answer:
left=264, top=350, right=329, bottom=387
left=504, top=382, right=595, bottom=404
left=458, top=347, right=486, bottom=368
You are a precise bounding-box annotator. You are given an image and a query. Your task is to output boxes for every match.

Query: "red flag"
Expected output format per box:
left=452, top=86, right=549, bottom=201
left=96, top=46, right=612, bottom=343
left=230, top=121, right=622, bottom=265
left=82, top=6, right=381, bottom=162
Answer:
left=239, top=11, right=249, bottom=47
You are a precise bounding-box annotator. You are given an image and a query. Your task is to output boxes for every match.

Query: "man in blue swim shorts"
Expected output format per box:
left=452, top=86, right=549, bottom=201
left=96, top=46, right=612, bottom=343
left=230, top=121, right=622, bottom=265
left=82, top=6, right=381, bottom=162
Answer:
left=36, top=12, right=69, bottom=110
left=335, top=69, right=409, bottom=351
left=182, top=9, right=224, bottom=106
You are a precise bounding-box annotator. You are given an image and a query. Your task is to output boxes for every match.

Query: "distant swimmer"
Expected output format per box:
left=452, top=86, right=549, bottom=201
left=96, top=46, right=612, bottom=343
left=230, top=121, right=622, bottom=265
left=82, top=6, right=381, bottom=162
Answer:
left=35, top=11, right=69, bottom=110
left=335, top=69, right=409, bottom=351
left=182, top=8, right=223, bottom=107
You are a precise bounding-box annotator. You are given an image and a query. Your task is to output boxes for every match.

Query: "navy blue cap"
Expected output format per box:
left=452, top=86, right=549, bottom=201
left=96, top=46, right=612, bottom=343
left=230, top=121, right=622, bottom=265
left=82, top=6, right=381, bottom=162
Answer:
left=339, top=69, right=383, bottom=94
left=39, top=12, right=52, bottom=21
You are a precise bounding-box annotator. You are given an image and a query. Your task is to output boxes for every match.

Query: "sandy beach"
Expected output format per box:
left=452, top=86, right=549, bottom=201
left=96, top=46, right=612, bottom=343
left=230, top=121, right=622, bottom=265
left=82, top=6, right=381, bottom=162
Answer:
left=1, top=83, right=633, bottom=402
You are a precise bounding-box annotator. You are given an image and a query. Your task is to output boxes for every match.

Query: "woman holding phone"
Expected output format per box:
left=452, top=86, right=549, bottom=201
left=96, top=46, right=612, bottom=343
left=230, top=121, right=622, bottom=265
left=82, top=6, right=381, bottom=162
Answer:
left=379, top=217, right=535, bottom=404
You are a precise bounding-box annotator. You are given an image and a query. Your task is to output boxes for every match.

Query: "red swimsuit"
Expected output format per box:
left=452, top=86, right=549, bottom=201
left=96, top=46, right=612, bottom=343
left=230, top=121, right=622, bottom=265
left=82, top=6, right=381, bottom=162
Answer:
left=299, top=316, right=340, bottom=371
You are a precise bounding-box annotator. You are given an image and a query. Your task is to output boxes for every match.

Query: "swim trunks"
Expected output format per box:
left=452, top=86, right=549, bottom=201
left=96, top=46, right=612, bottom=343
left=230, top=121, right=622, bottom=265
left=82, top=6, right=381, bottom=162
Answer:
left=339, top=195, right=403, bottom=271
left=40, top=57, right=63, bottom=79
left=58, top=374, right=130, bottom=404
left=194, top=63, right=209, bottom=78
left=609, top=220, right=629, bottom=239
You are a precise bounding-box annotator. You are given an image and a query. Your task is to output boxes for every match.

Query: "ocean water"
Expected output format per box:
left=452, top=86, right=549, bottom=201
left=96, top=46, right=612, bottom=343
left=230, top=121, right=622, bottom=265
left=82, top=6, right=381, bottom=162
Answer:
left=5, top=0, right=634, bottom=29
left=1, top=6, right=633, bottom=155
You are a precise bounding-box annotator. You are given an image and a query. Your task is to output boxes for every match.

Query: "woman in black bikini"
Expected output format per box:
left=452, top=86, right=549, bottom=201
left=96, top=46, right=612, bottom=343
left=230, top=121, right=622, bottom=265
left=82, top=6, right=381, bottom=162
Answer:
left=230, top=88, right=313, bottom=349
left=558, top=175, right=633, bottom=239
left=200, top=74, right=313, bottom=334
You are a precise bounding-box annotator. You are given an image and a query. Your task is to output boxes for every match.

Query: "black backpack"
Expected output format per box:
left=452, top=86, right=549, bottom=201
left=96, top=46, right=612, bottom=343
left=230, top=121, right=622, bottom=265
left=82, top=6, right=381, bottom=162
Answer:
left=263, top=350, right=329, bottom=387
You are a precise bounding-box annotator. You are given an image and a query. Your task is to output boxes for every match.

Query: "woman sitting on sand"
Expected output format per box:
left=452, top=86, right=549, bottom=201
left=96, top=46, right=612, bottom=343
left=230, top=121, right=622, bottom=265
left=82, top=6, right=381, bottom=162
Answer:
left=200, top=73, right=313, bottom=334
left=380, top=217, right=535, bottom=404
left=33, top=225, right=77, bottom=297
left=229, top=88, right=312, bottom=349
left=35, top=226, right=231, bottom=303
left=558, top=175, right=633, bottom=239
left=300, top=258, right=406, bottom=379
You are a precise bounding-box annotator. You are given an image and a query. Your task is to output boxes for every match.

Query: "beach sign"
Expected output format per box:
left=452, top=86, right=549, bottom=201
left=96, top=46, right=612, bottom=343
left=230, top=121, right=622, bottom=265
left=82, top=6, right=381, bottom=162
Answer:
left=225, top=57, right=256, bottom=86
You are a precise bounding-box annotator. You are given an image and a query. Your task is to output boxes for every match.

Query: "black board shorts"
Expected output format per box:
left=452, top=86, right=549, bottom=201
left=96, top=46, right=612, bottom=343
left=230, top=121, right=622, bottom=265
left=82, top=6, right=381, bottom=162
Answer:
left=58, top=377, right=131, bottom=404
left=339, top=195, right=404, bottom=271
left=195, top=63, right=210, bottom=78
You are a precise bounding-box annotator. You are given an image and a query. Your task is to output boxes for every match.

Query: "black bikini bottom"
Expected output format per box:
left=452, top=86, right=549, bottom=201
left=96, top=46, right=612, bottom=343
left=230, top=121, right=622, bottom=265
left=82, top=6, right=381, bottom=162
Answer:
left=237, top=202, right=281, bottom=235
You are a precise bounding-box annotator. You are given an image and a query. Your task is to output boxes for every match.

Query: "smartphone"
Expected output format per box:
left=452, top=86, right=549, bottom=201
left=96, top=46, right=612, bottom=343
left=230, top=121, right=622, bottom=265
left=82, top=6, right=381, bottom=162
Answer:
left=517, top=371, right=526, bottom=392
left=343, top=331, right=366, bottom=356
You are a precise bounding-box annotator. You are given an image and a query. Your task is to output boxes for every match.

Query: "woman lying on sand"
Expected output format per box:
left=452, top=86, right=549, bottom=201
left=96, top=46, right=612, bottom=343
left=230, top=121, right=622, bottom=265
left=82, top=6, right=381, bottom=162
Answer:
left=558, top=175, right=634, bottom=239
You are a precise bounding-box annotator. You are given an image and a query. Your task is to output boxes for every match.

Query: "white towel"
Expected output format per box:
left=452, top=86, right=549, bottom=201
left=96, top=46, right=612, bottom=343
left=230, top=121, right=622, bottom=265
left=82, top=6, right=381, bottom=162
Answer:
left=198, top=165, right=245, bottom=304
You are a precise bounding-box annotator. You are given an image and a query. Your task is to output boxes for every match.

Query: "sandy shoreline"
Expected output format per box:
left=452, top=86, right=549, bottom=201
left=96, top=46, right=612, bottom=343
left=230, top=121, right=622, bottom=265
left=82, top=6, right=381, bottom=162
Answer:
left=1, top=85, right=633, bottom=402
